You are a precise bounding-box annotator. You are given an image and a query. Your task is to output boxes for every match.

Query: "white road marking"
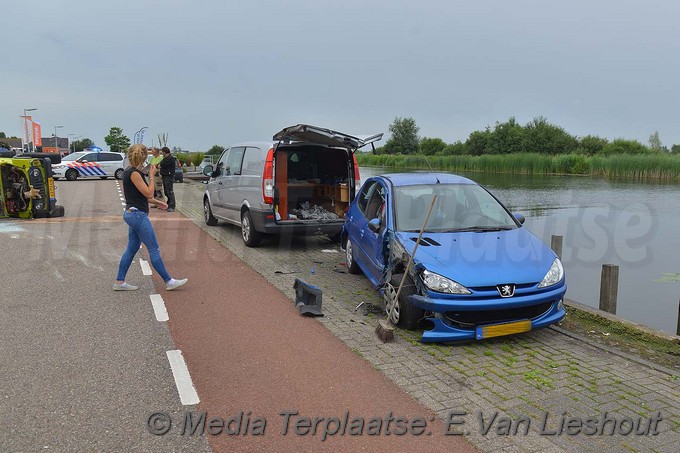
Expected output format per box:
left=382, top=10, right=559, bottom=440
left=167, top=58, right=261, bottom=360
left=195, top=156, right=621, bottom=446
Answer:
left=139, top=258, right=152, bottom=275
left=166, top=350, right=200, bottom=405
left=149, top=294, right=169, bottom=322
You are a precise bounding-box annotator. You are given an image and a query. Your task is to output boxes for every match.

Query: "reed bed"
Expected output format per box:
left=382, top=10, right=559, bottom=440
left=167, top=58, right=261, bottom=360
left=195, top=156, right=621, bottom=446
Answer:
left=356, top=153, right=680, bottom=181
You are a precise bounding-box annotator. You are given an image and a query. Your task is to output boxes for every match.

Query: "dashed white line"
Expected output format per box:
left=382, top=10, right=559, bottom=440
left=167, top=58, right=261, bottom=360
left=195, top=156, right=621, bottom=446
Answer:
left=139, top=258, right=152, bottom=275
left=166, top=350, right=200, bottom=405
left=150, top=294, right=169, bottom=322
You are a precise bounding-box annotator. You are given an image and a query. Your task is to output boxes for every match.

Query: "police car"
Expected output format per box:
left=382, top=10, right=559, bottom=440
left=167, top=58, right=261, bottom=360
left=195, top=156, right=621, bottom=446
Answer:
left=52, top=151, right=126, bottom=181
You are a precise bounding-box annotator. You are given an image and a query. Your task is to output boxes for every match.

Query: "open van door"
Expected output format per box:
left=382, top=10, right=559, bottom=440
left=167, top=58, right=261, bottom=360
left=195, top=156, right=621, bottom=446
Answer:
left=273, top=124, right=383, bottom=151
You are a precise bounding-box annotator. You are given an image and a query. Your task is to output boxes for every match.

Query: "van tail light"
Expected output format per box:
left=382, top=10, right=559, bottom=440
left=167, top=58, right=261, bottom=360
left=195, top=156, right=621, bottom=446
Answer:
left=262, top=147, right=275, bottom=204
left=352, top=152, right=361, bottom=193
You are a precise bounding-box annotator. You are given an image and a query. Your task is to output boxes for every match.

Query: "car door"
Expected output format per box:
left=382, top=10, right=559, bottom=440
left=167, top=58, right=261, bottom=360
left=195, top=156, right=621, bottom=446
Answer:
left=77, top=153, right=101, bottom=177
left=356, top=181, right=388, bottom=283
left=221, top=146, right=246, bottom=223
left=206, top=149, right=230, bottom=218
left=346, top=180, right=382, bottom=282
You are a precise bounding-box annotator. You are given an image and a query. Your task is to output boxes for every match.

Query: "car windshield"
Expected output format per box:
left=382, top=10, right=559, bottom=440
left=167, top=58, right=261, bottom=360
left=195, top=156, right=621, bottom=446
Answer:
left=62, top=152, right=87, bottom=162
left=394, top=183, right=518, bottom=232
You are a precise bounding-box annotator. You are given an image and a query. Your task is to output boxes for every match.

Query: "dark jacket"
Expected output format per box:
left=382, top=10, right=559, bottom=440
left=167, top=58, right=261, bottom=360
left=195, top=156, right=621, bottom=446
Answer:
left=159, top=154, right=175, bottom=176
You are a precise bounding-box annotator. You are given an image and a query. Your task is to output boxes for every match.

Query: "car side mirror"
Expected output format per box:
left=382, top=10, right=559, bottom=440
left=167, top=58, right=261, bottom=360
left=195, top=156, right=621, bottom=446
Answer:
left=203, top=165, right=213, bottom=176
left=513, top=213, right=526, bottom=225
left=368, top=218, right=381, bottom=233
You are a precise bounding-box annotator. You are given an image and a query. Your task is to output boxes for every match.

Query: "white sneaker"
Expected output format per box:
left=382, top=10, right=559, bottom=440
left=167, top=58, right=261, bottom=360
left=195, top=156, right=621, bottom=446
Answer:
left=113, top=282, right=139, bottom=291
left=166, top=278, right=188, bottom=291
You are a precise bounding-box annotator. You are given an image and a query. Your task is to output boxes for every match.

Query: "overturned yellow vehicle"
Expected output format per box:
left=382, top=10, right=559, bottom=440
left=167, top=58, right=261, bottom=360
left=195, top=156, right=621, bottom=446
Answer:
left=0, top=153, right=65, bottom=219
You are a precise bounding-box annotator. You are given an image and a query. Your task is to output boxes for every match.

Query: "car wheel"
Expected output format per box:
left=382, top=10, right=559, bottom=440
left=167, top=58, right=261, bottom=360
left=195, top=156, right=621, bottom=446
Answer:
left=114, top=169, right=124, bottom=180
left=204, top=198, right=218, bottom=226
left=241, top=210, right=262, bottom=247
left=49, top=205, right=65, bottom=218
left=345, top=238, right=361, bottom=274
left=384, top=273, right=424, bottom=330
left=65, top=169, right=78, bottom=181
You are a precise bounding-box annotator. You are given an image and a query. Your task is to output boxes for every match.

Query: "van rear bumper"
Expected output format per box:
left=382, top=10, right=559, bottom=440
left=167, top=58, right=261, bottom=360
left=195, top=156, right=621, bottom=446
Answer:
left=249, top=209, right=343, bottom=236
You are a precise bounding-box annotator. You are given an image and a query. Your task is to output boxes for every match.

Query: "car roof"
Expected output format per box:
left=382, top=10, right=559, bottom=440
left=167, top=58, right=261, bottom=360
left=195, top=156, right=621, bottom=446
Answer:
left=381, top=172, right=477, bottom=186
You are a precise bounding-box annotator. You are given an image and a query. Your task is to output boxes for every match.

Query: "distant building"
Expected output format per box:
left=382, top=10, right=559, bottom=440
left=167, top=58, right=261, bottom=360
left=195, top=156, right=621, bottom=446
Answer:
left=40, top=137, right=69, bottom=155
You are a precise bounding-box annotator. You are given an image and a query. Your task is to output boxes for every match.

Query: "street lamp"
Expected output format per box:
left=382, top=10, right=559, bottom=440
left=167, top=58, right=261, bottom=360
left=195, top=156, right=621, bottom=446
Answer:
left=22, top=108, right=37, bottom=153
left=54, top=126, right=63, bottom=155
left=69, top=134, right=83, bottom=154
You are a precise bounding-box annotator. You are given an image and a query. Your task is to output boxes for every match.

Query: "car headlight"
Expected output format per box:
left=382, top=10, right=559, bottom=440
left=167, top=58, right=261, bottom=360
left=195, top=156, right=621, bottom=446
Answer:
left=538, top=258, right=564, bottom=288
left=422, top=270, right=471, bottom=294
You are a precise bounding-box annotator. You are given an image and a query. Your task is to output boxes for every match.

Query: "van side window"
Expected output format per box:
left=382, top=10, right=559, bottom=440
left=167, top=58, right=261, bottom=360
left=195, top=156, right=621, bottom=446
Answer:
left=242, top=147, right=264, bottom=176
left=226, top=147, right=246, bottom=176
left=214, top=150, right=230, bottom=177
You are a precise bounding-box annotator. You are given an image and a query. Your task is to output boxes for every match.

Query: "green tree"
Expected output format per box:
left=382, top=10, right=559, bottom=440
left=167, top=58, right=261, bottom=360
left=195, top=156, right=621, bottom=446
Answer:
left=420, top=137, right=447, bottom=156
left=207, top=145, right=225, bottom=156
left=104, top=127, right=131, bottom=153
left=383, top=117, right=420, bottom=154
left=522, top=116, right=578, bottom=155
left=72, top=138, right=94, bottom=153
left=578, top=135, right=609, bottom=155
left=671, top=144, right=680, bottom=154
left=191, top=152, right=205, bottom=169
left=648, top=131, right=663, bottom=151
left=488, top=117, right=524, bottom=154
left=442, top=141, right=467, bottom=155
left=601, top=139, right=649, bottom=155
left=465, top=129, right=491, bottom=156
left=0, top=132, right=6, bottom=138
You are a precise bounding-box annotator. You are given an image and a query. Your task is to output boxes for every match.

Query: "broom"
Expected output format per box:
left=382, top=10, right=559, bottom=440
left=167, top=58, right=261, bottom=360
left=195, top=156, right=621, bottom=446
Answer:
left=376, top=194, right=438, bottom=343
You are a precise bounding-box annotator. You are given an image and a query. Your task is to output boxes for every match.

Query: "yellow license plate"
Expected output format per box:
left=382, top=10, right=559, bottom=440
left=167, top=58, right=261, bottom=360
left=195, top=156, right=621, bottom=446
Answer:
left=48, top=178, right=55, bottom=198
left=476, top=319, right=531, bottom=340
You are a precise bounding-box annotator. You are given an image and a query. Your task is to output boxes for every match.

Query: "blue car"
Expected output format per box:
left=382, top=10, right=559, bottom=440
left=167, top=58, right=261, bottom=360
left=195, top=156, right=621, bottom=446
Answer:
left=341, top=173, right=566, bottom=342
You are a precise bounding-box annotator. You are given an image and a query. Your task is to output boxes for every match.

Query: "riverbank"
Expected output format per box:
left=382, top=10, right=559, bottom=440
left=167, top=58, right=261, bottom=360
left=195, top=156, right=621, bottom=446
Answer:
left=357, top=152, right=680, bottom=181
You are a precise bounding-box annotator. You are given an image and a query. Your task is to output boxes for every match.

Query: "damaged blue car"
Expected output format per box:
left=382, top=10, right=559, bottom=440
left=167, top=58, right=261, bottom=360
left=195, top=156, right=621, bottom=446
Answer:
left=341, top=173, right=566, bottom=342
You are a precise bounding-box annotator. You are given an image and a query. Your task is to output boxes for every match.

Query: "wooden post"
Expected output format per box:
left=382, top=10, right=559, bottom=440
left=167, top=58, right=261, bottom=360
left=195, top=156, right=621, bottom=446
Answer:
left=551, top=235, right=563, bottom=259
left=599, top=264, right=619, bottom=314
left=676, top=299, right=680, bottom=336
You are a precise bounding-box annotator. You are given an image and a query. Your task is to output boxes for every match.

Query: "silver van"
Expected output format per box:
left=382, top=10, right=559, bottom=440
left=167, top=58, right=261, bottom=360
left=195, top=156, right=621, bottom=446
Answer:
left=202, top=124, right=382, bottom=247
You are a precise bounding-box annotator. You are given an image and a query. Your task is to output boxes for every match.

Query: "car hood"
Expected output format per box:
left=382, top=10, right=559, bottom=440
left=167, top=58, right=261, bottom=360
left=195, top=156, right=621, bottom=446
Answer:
left=273, top=124, right=383, bottom=150
left=393, top=228, right=557, bottom=287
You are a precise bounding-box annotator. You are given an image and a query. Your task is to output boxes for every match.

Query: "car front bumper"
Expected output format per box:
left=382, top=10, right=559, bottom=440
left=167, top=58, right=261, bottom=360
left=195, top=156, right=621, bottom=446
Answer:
left=409, top=284, right=567, bottom=342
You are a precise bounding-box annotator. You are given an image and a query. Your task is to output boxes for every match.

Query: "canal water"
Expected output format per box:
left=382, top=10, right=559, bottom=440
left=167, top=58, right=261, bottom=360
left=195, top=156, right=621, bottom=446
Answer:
left=360, top=167, right=680, bottom=334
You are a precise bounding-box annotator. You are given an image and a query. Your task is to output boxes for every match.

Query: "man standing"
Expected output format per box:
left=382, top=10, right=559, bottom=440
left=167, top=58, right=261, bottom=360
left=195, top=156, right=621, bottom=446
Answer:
left=159, top=147, right=176, bottom=212
left=149, top=147, right=165, bottom=203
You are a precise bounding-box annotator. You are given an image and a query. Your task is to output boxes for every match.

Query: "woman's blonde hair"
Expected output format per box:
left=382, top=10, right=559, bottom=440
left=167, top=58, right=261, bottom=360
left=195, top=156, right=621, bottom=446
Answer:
left=127, top=144, right=148, bottom=167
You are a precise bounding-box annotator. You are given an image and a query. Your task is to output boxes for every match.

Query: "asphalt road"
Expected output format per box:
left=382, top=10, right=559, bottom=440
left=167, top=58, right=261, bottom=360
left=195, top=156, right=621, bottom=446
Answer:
left=1, top=178, right=476, bottom=452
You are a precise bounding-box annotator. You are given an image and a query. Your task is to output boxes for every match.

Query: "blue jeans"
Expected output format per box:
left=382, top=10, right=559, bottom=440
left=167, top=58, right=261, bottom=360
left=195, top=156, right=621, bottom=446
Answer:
left=116, top=209, right=171, bottom=282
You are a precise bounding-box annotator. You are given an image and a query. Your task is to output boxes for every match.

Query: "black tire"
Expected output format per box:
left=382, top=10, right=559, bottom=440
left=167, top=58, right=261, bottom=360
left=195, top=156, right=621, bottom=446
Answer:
left=241, top=210, right=262, bottom=247
left=53, top=177, right=59, bottom=181
left=99, top=176, right=108, bottom=180
left=345, top=238, right=361, bottom=274
left=114, top=168, right=124, bottom=180
left=65, top=169, right=78, bottom=181
left=204, top=198, right=218, bottom=226
left=384, top=273, right=424, bottom=330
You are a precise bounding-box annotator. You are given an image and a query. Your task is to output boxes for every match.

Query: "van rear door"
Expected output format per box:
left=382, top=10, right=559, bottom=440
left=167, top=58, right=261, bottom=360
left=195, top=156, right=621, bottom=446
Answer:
left=273, top=124, right=383, bottom=150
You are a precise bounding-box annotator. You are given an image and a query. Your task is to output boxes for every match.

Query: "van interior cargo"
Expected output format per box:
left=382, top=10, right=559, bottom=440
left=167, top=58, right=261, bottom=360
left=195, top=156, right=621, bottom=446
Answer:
left=275, top=146, right=351, bottom=222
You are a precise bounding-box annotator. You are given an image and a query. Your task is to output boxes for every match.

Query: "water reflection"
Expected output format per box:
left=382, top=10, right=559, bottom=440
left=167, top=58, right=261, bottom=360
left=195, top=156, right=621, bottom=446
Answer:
left=360, top=167, right=680, bottom=334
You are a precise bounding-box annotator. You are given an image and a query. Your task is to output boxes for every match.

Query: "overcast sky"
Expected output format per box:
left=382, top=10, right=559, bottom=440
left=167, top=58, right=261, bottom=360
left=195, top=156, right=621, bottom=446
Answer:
left=3, top=0, right=680, bottom=151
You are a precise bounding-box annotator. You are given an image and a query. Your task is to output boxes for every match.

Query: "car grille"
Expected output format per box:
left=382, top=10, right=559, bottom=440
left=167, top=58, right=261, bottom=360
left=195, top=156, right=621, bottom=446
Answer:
left=444, top=301, right=553, bottom=328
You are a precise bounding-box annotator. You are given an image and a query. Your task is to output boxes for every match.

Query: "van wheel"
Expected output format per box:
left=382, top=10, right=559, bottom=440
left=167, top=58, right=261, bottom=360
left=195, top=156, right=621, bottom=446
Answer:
left=65, top=169, right=78, bottom=181
left=114, top=169, right=124, bottom=180
left=345, top=238, right=361, bottom=274
left=204, top=198, right=218, bottom=226
left=241, top=210, right=262, bottom=247
left=384, top=273, right=423, bottom=330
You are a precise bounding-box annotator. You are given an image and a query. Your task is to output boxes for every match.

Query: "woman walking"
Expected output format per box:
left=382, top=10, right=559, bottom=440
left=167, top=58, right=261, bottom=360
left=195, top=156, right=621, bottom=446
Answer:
left=114, top=144, right=188, bottom=291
